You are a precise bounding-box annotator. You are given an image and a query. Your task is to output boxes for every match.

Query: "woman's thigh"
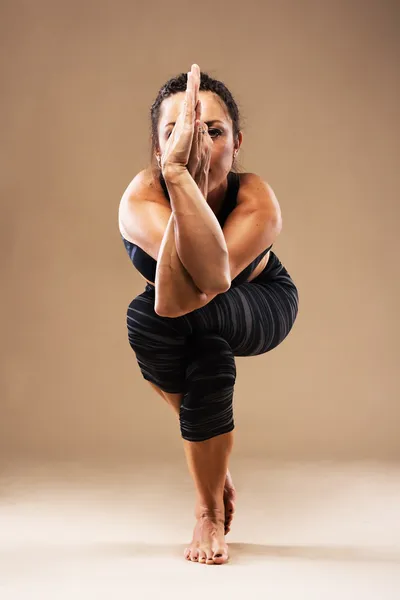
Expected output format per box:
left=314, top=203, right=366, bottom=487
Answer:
left=191, top=252, right=299, bottom=356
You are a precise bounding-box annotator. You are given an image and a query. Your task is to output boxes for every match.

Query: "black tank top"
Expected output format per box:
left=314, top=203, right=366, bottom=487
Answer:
left=121, top=171, right=273, bottom=288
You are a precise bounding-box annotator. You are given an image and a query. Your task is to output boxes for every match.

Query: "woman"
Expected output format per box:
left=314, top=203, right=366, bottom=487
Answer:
left=119, top=64, right=299, bottom=565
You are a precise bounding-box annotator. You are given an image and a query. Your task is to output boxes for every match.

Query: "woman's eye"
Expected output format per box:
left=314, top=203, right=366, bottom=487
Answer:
left=166, top=128, right=221, bottom=139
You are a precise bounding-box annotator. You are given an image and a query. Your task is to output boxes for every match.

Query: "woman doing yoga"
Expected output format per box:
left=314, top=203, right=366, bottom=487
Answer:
left=119, top=64, right=299, bottom=565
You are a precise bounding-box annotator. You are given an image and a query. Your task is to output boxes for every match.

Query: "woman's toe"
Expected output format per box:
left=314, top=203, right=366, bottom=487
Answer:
left=190, top=549, right=199, bottom=562
left=206, top=552, right=215, bottom=564
left=213, top=550, right=228, bottom=564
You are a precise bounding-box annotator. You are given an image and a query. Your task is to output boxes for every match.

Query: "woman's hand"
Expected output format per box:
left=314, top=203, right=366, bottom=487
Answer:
left=160, top=64, right=198, bottom=173
left=187, top=99, right=213, bottom=190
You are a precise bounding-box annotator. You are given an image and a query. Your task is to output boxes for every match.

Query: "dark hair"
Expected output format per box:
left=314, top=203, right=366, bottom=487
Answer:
left=149, top=69, right=244, bottom=181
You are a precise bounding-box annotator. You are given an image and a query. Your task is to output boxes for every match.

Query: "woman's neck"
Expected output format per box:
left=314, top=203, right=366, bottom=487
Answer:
left=206, top=172, right=230, bottom=213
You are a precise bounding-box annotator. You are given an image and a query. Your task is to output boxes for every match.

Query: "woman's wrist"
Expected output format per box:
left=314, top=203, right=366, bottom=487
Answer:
left=163, top=164, right=208, bottom=198
left=162, top=164, right=187, bottom=183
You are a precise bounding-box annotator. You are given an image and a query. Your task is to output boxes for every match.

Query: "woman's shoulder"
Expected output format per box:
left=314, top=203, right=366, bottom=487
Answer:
left=236, top=172, right=280, bottom=214
left=237, top=171, right=268, bottom=186
left=122, top=168, right=168, bottom=206
left=236, top=171, right=269, bottom=192
left=118, top=168, right=169, bottom=242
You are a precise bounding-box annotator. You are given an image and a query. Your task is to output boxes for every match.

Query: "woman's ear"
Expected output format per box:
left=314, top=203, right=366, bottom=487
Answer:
left=235, top=131, right=243, bottom=152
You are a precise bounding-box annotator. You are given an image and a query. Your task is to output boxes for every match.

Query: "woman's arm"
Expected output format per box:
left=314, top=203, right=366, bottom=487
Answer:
left=119, top=170, right=219, bottom=318
left=163, top=165, right=231, bottom=295
left=155, top=211, right=221, bottom=317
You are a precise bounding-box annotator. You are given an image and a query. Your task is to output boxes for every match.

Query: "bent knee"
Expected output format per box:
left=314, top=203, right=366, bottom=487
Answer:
left=185, top=334, right=237, bottom=394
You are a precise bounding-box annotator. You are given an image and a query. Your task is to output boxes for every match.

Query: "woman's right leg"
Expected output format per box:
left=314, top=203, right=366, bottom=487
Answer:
left=146, top=379, right=236, bottom=538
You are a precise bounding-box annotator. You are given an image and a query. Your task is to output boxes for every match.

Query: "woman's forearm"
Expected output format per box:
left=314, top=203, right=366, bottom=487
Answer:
left=163, top=166, right=231, bottom=294
left=154, top=212, right=210, bottom=317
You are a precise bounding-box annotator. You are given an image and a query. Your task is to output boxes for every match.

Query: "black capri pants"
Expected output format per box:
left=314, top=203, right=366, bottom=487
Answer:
left=126, top=252, right=299, bottom=442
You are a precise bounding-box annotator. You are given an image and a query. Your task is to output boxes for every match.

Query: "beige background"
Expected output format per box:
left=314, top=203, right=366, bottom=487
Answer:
left=1, top=0, right=399, bottom=464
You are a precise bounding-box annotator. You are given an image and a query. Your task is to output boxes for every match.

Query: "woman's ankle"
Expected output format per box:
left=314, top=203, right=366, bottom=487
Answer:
left=195, top=502, right=225, bottom=520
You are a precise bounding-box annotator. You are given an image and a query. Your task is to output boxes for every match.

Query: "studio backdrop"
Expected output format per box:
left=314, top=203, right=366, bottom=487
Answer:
left=1, top=0, right=399, bottom=463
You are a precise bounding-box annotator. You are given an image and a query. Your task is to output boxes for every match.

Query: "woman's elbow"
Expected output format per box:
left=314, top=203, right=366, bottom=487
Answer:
left=201, top=275, right=231, bottom=295
left=154, top=303, right=169, bottom=317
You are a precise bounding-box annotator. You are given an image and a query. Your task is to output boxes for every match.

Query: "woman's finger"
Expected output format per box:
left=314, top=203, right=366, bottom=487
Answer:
left=185, top=72, right=194, bottom=122
left=184, top=66, right=199, bottom=123
left=192, top=68, right=199, bottom=113
left=197, top=119, right=203, bottom=152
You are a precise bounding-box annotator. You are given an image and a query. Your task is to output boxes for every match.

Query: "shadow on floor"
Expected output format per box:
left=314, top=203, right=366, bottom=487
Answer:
left=227, top=542, right=400, bottom=565
left=2, top=542, right=400, bottom=565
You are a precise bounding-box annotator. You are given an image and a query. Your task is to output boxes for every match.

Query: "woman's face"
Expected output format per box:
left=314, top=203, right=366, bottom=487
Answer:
left=157, top=91, right=242, bottom=191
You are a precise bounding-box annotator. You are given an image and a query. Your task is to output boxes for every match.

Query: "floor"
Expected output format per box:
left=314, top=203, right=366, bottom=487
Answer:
left=1, top=458, right=399, bottom=599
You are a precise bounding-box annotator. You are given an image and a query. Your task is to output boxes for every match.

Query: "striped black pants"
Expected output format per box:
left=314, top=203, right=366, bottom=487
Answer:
left=126, top=252, right=299, bottom=442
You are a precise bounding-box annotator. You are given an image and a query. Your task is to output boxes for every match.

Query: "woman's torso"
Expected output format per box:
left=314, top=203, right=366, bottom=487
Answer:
left=119, top=170, right=271, bottom=287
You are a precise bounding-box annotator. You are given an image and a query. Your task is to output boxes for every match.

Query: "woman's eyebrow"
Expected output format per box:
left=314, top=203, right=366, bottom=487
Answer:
left=165, top=119, right=224, bottom=128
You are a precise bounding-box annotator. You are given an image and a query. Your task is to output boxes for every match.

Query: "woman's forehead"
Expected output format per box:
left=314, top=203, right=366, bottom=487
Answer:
left=159, top=92, right=230, bottom=127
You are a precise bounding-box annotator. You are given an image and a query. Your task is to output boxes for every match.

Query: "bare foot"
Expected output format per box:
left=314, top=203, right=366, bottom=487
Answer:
left=223, top=469, right=236, bottom=535
left=184, top=507, right=229, bottom=565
